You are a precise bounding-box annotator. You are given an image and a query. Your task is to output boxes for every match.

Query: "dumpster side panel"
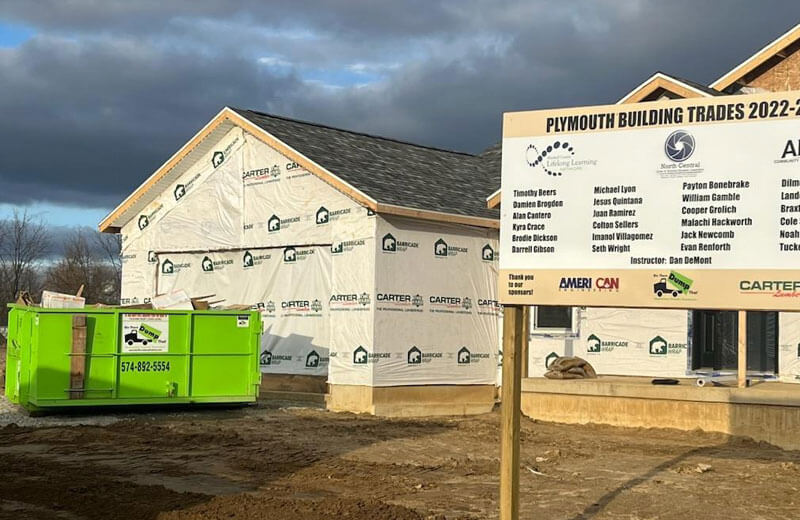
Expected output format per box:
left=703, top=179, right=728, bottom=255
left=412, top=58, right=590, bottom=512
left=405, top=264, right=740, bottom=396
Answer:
left=83, top=313, right=117, bottom=399
left=4, top=308, right=21, bottom=403
left=30, top=313, right=71, bottom=402
left=190, top=313, right=257, bottom=399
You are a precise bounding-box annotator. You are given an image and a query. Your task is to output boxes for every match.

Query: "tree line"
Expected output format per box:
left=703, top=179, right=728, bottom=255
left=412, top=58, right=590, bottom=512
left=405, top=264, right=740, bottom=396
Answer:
left=0, top=210, right=121, bottom=324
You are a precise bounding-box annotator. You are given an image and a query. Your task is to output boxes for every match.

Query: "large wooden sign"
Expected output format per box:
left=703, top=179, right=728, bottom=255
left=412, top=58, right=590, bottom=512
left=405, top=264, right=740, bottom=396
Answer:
left=499, top=90, right=800, bottom=310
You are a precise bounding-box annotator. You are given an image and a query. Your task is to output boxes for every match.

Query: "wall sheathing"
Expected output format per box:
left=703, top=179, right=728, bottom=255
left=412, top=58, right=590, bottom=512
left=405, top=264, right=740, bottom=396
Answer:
left=120, top=126, right=376, bottom=378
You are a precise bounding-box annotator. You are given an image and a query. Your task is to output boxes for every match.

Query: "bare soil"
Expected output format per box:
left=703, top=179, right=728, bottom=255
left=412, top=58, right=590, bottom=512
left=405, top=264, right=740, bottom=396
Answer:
left=0, top=402, right=799, bottom=519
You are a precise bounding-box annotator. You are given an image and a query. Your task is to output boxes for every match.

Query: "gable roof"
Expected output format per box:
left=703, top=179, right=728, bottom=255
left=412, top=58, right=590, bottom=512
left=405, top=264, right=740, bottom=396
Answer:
left=617, top=71, right=723, bottom=104
left=711, top=23, right=800, bottom=92
left=100, top=107, right=499, bottom=232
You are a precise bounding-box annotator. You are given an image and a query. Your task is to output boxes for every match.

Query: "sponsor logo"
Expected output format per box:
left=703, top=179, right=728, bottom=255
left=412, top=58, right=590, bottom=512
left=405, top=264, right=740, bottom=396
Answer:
left=429, top=295, right=472, bottom=314
left=482, top=244, right=494, bottom=261
left=433, top=238, right=469, bottom=258
left=544, top=351, right=559, bottom=369
left=174, top=184, right=186, bottom=201
left=658, top=130, right=701, bottom=176
left=407, top=346, right=442, bottom=365
left=242, top=164, right=281, bottom=184
left=664, top=130, right=695, bottom=163
left=587, top=334, right=628, bottom=353
left=740, top=279, right=800, bottom=297
left=648, top=335, right=687, bottom=355
left=260, top=350, right=293, bottom=366
left=329, top=292, right=371, bottom=311
left=559, top=277, right=620, bottom=291
left=354, top=346, right=368, bottom=364
left=776, top=139, right=800, bottom=164
left=212, top=151, right=225, bottom=168
left=316, top=206, right=329, bottom=225
left=653, top=271, right=694, bottom=298
left=381, top=232, right=418, bottom=253
left=306, top=350, right=320, bottom=368
left=477, top=298, right=502, bottom=316
left=375, top=292, right=424, bottom=312
left=280, top=299, right=323, bottom=316
left=649, top=336, right=668, bottom=356
left=331, top=239, right=366, bottom=255
left=526, top=140, right=595, bottom=176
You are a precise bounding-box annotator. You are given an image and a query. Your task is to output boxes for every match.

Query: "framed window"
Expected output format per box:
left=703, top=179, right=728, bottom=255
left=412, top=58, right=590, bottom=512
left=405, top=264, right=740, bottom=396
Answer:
left=533, top=306, right=575, bottom=333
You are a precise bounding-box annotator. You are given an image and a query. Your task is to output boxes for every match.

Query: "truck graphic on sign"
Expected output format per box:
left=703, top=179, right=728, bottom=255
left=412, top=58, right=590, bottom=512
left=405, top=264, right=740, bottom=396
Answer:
left=125, top=323, right=162, bottom=346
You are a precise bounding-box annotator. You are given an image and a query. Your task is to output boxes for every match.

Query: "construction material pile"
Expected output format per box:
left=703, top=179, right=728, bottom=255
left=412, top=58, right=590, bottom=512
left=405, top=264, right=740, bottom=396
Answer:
left=544, top=356, right=597, bottom=380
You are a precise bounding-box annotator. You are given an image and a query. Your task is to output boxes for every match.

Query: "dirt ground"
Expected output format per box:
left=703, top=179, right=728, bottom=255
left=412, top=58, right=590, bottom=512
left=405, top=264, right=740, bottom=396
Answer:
left=0, top=402, right=799, bottom=520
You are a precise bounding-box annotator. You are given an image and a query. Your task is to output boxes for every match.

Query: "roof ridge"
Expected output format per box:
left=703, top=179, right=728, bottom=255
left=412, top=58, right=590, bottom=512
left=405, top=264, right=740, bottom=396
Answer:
left=230, top=107, right=477, bottom=158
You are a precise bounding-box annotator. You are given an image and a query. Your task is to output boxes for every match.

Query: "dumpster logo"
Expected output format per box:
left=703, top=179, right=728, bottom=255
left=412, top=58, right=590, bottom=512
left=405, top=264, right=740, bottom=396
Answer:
left=202, top=256, right=214, bottom=272
left=316, top=206, right=329, bottom=225
left=649, top=336, right=668, bottom=356
left=138, top=215, right=149, bottom=230
left=652, top=271, right=695, bottom=299
left=545, top=351, right=559, bottom=369
left=268, top=214, right=281, bottom=232
left=284, top=247, right=296, bottom=263
left=306, top=350, right=320, bottom=368
left=161, top=259, right=174, bottom=274
left=354, top=345, right=368, bottom=364
left=587, top=334, right=601, bottom=353
left=122, top=314, right=170, bottom=353
left=664, top=130, right=695, bottom=163
left=212, top=150, right=225, bottom=168
left=408, top=346, right=422, bottom=365
left=458, top=347, right=471, bottom=365
left=174, top=184, right=186, bottom=201
left=482, top=244, right=494, bottom=261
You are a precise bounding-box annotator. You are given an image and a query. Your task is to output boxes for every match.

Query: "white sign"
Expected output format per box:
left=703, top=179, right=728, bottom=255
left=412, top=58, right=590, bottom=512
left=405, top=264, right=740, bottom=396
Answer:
left=121, top=314, right=170, bottom=353
left=500, top=90, right=800, bottom=310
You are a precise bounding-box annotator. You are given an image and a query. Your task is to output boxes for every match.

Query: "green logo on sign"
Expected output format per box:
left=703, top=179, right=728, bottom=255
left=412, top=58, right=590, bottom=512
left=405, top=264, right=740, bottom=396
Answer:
left=668, top=271, right=693, bottom=293
left=138, top=324, right=162, bottom=341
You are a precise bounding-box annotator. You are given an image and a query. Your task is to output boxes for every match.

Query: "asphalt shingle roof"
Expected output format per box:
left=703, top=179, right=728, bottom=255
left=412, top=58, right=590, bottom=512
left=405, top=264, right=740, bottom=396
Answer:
left=232, top=108, right=500, bottom=220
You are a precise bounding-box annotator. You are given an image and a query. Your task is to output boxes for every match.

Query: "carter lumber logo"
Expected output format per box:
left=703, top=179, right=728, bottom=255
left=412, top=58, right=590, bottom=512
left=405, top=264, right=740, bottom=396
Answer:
left=376, top=293, right=424, bottom=312
left=329, top=293, right=371, bottom=311
left=429, top=295, right=472, bottom=314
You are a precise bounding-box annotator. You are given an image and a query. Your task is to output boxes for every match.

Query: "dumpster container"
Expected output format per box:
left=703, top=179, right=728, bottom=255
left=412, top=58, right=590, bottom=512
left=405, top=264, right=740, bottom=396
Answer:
left=4, top=305, right=262, bottom=412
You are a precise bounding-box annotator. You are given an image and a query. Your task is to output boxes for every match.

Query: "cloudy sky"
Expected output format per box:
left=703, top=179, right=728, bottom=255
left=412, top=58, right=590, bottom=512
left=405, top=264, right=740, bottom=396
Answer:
left=0, top=1, right=799, bottom=228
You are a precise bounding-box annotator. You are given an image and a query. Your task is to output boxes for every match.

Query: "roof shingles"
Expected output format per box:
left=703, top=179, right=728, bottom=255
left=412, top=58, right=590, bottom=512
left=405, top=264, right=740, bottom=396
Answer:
left=232, top=108, right=500, bottom=220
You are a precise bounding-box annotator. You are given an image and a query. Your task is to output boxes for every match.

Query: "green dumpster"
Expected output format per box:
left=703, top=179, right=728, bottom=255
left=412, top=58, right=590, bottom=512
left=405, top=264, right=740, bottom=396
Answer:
left=4, top=305, right=262, bottom=412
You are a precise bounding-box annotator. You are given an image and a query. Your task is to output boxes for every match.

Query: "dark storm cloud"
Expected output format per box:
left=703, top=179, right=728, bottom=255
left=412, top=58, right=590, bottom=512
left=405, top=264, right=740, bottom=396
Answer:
left=0, top=1, right=798, bottom=211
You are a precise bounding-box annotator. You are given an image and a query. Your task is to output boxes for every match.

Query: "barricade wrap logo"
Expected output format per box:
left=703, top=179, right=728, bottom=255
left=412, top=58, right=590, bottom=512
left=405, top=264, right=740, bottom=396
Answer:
left=260, top=350, right=293, bottom=366
left=457, top=346, right=490, bottom=365
left=304, top=350, right=329, bottom=369
left=407, top=346, right=442, bottom=365
left=352, top=346, right=390, bottom=365
left=243, top=250, right=272, bottom=268
left=331, top=239, right=366, bottom=255
left=586, top=334, right=628, bottom=353
left=434, top=238, right=468, bottom=258
left=381, top=233, right=418, bottom=253
left=283, top=247, right=315, bottom=263
left=482, top=244, right=495, bottom=261
left=160, top=258, right=191, bottom=275
left=648, top=335, right=687, bottom=356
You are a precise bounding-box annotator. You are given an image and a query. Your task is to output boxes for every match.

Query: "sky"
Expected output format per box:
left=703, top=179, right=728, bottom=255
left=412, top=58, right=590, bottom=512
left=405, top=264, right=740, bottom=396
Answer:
left=0, top=1, right=799, bottom=228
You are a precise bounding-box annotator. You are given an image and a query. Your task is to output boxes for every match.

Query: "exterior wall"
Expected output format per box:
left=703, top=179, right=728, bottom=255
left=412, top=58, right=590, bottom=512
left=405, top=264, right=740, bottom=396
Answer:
left=369, top=215, right=500, bottom=386
left=529, top=307, right=689, bottom=378
left=120, top=126, right=375, bottom=379
left=744, top=47, right=800, bottom=93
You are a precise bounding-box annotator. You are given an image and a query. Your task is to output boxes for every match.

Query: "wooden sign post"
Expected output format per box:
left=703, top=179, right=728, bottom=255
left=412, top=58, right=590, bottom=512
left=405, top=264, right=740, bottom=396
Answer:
left=738, top=310, right=747, bottom=388
left=500, top=305, right=524, bottom=520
